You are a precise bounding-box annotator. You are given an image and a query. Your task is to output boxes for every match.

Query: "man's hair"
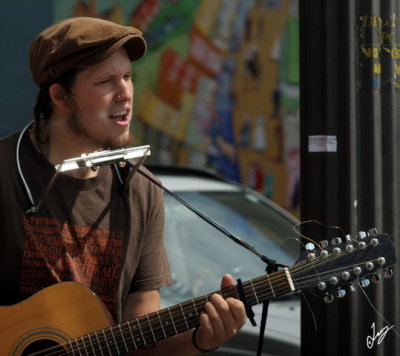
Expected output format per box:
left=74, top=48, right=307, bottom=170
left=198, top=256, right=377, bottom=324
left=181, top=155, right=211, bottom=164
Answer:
left=33, top=68, right=81, bottom=144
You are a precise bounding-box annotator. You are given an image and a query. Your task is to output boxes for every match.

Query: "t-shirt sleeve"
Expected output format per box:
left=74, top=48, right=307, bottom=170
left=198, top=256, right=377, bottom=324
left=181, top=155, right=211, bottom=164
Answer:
left=128, top=183, right=172, bottom=293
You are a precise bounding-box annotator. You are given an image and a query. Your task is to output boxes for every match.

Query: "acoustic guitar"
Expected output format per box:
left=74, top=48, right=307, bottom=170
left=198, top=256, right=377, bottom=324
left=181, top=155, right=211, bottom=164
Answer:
left=0, top=231, right=396, bottom=355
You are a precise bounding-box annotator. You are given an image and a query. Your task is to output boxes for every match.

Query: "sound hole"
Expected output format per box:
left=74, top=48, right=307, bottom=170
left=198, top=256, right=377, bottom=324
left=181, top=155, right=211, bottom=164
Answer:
left=21, top=339, right=61, bottom=355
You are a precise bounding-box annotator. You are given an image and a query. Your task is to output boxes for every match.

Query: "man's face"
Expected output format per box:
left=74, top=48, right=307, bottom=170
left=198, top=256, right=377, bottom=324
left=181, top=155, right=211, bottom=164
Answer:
left=66, top=47, right=134, bottom=149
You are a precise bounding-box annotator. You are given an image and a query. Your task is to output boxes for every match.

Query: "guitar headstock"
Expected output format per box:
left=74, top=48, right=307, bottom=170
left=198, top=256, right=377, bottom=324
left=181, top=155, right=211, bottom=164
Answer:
left=291, top=228, right=397, bottom=303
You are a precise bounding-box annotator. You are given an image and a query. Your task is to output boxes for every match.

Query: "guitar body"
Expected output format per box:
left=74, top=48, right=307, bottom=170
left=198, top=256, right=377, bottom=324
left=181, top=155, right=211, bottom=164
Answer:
left=0, top=282, right=112, bottom=356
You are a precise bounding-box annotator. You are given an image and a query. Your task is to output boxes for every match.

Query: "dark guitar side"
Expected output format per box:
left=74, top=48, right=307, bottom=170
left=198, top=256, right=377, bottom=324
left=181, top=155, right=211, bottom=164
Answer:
left=0, top=282, right=112, bottom=355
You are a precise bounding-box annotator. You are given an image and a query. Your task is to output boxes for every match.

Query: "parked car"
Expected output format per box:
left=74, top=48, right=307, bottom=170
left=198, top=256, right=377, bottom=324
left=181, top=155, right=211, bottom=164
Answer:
left=147, top=164, right=301, bottom=356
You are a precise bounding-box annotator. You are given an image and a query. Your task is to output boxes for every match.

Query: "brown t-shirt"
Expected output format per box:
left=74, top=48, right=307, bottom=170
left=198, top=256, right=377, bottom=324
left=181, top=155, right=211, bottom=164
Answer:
left=0, top=130, right=171, bottom=322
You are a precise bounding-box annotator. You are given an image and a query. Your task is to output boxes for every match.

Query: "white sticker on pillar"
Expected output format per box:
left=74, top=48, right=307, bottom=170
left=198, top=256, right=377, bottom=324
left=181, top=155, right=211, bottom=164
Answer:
left=308, top=135, right=337, bottom=152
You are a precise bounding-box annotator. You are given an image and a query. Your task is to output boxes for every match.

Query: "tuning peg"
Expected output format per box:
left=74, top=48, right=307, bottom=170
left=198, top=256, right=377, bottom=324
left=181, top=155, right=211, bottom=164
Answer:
left=344, top=234, right=352, bottom=243
left=359, top=278, right=371, bottom=288
left=357, top=231, right=367, bottom=240
left=368, top=228, right=378, bottom=236
left=370, top=238, right=379, bottom=246
left=384, top=268, right=393, bottom=279
left=320, top=249, right=329, bottom=257
left=353, top=266, right=362, bottom=275
left=318, top=281, right=327, bottom=290
left=330, top=276, right=339, bottom=285
left=358, top=241, right=367, bottom=249
left=349, top=283, right=357, bottom=293
left=336, top=289, right=346, bottom=298
left=333, top=247, right=341, bottom=255
left=341, top=271, right=351, bottom=280
left=377, top=257, right=386, bottom=266
left=320, top=240, right=329, bottom=248
left=345, top=244, right=354, bottom=252
left=366, top=262, right=374, bottom=271
left=308, top=253, right=316, bottom=260
left=371, top=274, right=382, bottom=283
left=305, top=243, right=316, bottom=260
left=324, top=294, right=334, bottom=304
left=305, top=242, right=315, bottom=251
left=331, top=237, right=342, bottom=245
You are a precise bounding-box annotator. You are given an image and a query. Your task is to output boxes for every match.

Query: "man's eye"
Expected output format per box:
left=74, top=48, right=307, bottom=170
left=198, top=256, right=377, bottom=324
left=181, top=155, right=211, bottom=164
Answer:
left=97, top=79, right=111, bottom=84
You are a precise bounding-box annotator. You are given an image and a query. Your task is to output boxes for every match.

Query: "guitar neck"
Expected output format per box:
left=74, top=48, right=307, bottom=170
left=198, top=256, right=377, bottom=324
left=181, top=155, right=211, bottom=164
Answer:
left=67, top=269, right=292, bottom=355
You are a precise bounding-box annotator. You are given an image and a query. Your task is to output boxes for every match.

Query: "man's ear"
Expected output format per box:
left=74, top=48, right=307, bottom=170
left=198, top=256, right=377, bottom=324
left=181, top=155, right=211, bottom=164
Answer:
left=49, top=83, right=69, bottom=111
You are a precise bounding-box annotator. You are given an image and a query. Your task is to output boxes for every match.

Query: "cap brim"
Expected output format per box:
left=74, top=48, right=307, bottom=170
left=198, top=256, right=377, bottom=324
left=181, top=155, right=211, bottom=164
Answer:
left=123, top=35, right=147, bottom=62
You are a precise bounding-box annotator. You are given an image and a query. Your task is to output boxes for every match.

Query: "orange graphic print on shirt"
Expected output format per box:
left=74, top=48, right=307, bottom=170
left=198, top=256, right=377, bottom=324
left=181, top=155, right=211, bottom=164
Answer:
left=21, top=215, right=124, bottom=317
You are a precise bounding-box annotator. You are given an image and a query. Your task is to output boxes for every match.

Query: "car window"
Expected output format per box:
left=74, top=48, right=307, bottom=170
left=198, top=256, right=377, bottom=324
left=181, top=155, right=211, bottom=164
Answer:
left=161, top=190, right=300, bottom=306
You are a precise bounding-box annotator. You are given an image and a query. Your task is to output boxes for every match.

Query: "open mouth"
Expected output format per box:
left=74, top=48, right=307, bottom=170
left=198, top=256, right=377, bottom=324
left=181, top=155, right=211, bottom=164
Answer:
left=109, top=110, right=130, bottom=124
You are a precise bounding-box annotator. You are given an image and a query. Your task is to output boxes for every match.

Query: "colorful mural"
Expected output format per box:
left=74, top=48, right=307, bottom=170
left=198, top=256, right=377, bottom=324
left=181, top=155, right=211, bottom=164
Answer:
left=54, top=0, right=300, bottom=215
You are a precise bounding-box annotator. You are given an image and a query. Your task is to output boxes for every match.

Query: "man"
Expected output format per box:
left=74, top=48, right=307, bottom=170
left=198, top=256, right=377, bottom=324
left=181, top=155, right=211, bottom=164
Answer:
left=0, top=17, right=246, bottom=354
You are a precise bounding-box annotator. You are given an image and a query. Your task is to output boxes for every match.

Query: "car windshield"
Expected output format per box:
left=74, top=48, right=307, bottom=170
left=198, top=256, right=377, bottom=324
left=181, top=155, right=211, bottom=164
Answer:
left=161, top=190, right=300, bottom=305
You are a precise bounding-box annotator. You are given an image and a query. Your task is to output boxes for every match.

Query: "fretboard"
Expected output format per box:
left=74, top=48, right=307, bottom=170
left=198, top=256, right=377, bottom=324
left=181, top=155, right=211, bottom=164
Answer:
left=56, top=269, right=292, bottom=355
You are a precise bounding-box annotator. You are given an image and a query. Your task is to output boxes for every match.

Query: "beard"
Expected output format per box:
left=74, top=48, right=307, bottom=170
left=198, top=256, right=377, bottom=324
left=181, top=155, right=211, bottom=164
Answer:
left=67, top=109, right=134, bottom=150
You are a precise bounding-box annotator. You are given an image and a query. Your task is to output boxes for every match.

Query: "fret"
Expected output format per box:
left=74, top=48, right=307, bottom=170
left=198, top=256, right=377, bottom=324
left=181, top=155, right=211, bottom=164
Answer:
left=126, top=318, right=149, bottom=349
left=118, top=324, right=129, bottom=353
left=74, top=338, right=80, bottom=356
left=94, top=331, right=105, bottom=356
left=88, top=334, right=97, bottom=354
left=265, top=274, right=276, bottom=298
left=80, top=335, right=89, bottom=355
left=68, top=339, right=76, bottom=356
left=126, top=320, right=138, bottom=350
left=136, top=318, right=147, bottom=347
left=101, top=329, right=113, bottom=355
left=146, top=314, right=157, bottom=344
left=156, top=310, right=167, bottom=339
left=168, top=306, right=178, bottom=334
left=158, top=307, right=178, bottom=338
left=75, top=338, right=84, bottom=356
left=191, top=299, right=199, bottom=319
left=179, top=304, right=189, bottom=329
left=249, top=279, right=259, bottom=304
left=182, top=301, right=200, bottom=329
left=109, top=326, right=121, bottom=355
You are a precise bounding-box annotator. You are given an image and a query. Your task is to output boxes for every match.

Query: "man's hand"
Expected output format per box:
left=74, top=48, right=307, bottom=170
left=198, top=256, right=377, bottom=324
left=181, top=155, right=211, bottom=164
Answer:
left=193, top=274, right=247, bottom=352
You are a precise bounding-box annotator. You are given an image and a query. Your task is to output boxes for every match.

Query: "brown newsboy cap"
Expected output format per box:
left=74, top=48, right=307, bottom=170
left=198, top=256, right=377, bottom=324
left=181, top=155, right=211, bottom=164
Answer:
left=29, top=17, right=147, bottom=87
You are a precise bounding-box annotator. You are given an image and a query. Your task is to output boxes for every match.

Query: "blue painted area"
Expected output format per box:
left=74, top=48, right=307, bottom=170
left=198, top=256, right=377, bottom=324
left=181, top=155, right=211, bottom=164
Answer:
left=207, top=59, right=240, bottom=182
left=0, top=0, right=52, bottom=138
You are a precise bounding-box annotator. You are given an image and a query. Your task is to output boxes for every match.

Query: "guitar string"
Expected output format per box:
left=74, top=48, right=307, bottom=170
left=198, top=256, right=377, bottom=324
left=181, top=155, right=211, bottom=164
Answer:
left=37, top=275, right=291, bottom=355
left=31, top=243, right=333, bottom=353
left=39, top=269, right=368, bottom=356
left=44, top=271, right=370, bottom=354
left=292, top=261, right=381, bottom=288
left=289, top=240, right=382, bottom=281
left=35, top=242, right=384, bottom=355
left=51, top=272, right=308, bottom=355
left=41, top=263, right=358, bottom=354
left=290, top=244, right=384, bottom=285
left=103, top=239, right=388, bottom=354
left=357, top=278, right=400, bottom=339
left=62, top=236, right=378, bottom=354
